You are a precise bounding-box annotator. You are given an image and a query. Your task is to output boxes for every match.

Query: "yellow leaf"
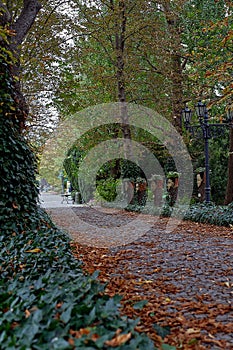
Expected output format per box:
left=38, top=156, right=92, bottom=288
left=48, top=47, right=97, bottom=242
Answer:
left=165, top=297, right=171, bottom=303
left=25, top=248, right=42, bottom=253
left=185, top=328, right=201, bottom=336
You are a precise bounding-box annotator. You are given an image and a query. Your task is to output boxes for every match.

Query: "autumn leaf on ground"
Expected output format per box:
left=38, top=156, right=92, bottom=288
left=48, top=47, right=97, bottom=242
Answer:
left=25, top=309, right=31, bottom=318
left=105, top=329, right=131, bottom=347
left=12, top=202, right=18, bottom=209
left=185, top=328, right=201, bottom=337
left=25, top=248, right=42, bottom=253
left=69, top=328, right=90, bottom=338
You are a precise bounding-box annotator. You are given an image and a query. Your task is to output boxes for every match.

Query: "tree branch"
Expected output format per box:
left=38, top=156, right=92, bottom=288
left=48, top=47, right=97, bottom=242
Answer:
left=0, top=1, right=11, bottom=26
left=11, top=0, right=42, bottom=48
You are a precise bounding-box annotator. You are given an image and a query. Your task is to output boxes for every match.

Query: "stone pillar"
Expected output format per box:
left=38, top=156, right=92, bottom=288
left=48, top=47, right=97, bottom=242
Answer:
left=150, top=176, right=163, bottom=206
left=197, top=171, right=205, bottom=202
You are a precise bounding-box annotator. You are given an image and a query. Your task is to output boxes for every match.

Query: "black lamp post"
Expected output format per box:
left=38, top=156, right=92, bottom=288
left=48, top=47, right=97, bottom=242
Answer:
left=181, top=101, right=233, bottom=204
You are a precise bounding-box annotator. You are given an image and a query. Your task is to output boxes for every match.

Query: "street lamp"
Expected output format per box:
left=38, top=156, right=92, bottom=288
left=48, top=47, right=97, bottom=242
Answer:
left=181, top=106, right=192, bottom=130
left=181, top=101, right=233, bottom=204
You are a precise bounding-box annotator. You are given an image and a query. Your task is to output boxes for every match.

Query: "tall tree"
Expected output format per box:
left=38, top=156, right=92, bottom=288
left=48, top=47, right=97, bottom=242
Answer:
left=0, top=1, right=41, bottom=215
left=0, top=0, right=41, bottom=131
left=54, top=1, right=188, bottom=122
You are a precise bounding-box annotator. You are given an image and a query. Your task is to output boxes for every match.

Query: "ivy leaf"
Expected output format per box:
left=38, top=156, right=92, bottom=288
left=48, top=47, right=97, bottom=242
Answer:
left=133, top=300, right=148, bottom=310
left=60, top=305, right=73, bottom=324
left=161, top=344, right=176, bottom=350
left=153, top=323, right=171, bottom=339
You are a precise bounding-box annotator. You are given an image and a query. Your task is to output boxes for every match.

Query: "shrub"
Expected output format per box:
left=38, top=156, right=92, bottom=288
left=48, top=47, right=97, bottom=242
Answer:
left=95, top=178, right=123, bottom=205
left=183, top=202, right=233, bottom=226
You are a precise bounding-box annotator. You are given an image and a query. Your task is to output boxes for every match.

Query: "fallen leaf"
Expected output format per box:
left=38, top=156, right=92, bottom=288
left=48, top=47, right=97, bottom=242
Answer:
left=91, top=333, right=100, bottom=341
left=25, top=309, right=31, bottom=318
left=105, top=331, right=131, bottom=347
left=68, top=338, right=74, bottom=346
left=70, top=328, right=90, bottom=338
left=224, top=281, right=231, bottom=288
left=185, top=328, right=201, bottom=336
left=25, top=248, right=42, bottom=253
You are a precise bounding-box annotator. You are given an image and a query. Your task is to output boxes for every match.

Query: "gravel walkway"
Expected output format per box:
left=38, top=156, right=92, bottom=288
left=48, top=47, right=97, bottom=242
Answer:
left=42, top=195, right=233, bottom=349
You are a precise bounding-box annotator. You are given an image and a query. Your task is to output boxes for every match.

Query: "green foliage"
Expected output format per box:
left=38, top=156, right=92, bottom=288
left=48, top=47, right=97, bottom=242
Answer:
left=63, top=124, right=168, bottom=197
left=188, top=132, right=229, bottom=204
left=0, top=44, right=39, bottom=214
left=209, top=136, right=229, bottom=204
left=166, top=172, right=180, bottom=179
left=182, top=0, right=233, bottom=104
left=0, top=40, right=156, bottom=350
left=95, top=177, right=120, bottom=203
left=127, top=197, right=233, bottom=228
left=0, top=120, right=39, bottom=211
left=157, top=201, right=233, bottom=227
left=183, top=202, right=233, bottom=227
left=153, top=324, right=170, bottom=340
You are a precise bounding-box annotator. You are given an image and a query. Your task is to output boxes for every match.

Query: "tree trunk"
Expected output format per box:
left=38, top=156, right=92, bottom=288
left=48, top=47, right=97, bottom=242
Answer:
left=114, top=0, right=132, bottom=160
left=0, top=0, right=41, bottom=131
left=224, top=127, right=233, bottom=204
left=10, top=0, right=42, bottom=50
left=163, top=2, right=184, bottom=132
left=0, top=1, right=41, bottom=212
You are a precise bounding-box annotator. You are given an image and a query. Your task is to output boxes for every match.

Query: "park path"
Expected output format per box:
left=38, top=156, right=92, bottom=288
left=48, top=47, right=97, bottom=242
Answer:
left=41, top=193, right=233, bottom=349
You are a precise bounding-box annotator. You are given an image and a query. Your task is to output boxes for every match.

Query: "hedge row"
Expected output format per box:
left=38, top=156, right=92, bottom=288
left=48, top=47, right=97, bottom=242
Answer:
left=0, top=208, right=156, bottom=350
left=127, top=201, right=233, bottom=228
left=183, top=202, right=233, bottom=227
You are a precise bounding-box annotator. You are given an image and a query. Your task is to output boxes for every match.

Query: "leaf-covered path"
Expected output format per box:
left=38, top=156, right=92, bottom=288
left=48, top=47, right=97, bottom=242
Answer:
left=46, top=205, right=233, bottom=350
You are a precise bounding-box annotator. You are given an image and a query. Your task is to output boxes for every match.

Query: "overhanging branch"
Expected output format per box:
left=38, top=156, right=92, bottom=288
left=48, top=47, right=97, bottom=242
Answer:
left=11, top=0, right=42, bottom=48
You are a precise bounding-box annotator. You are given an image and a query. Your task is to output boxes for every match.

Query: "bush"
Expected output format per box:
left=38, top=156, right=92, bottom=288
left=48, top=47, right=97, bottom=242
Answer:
left=95, top=178, right=123, bottom=205
left=125, top=196, right=233, bottom=228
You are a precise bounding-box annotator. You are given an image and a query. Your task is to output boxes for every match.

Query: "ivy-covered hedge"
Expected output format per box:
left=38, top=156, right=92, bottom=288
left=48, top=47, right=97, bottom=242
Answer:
left=0, top=208, right=155, bottom=349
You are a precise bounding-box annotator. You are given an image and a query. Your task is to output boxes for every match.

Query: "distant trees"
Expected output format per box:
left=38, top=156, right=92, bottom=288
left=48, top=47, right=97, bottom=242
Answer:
left=2, top=0, right=232, bottom=204
left=181, top=0, right=233, bottom=203
left=53, top=0, right=188, bottom=123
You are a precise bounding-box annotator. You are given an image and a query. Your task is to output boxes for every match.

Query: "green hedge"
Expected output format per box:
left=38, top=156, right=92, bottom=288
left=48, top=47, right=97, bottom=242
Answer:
left=183, top=202, right=233, bottom=226
left=0, top=208, right=156, bottom=349
left=126, top=200, right=233, bottom=228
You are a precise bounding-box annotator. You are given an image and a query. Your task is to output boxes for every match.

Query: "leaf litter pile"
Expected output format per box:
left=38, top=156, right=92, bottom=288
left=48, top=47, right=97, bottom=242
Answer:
left=48, top=206, right=233, bottom=350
